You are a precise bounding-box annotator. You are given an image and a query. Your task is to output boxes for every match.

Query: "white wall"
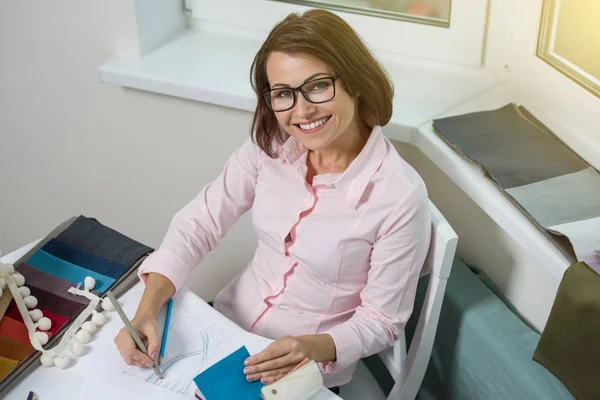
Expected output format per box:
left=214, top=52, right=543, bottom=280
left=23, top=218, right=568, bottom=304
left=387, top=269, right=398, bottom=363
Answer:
left=0, top=1, right=560, bottom=331
left=0, top=1, right=257, bottom=300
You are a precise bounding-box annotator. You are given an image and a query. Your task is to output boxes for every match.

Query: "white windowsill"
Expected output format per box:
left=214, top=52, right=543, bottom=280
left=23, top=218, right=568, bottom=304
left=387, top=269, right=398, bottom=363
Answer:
left=99, top=28, right=496, bottom=142
left=98, top=27, right=571, bottom=281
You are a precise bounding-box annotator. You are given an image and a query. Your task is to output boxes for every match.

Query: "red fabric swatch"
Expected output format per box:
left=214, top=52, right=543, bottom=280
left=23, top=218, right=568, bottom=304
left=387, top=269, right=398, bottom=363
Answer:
left=5, top=302, right=70, bottom=336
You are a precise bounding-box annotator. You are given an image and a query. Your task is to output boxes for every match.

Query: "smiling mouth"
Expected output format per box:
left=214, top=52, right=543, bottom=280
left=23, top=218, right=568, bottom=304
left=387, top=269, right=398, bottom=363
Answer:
left=295, top=116, right=331, bottom=133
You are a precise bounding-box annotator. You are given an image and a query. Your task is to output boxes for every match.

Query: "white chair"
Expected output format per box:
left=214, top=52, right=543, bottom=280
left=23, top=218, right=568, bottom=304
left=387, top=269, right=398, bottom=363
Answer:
left=366, top=201, right=458, bottom=400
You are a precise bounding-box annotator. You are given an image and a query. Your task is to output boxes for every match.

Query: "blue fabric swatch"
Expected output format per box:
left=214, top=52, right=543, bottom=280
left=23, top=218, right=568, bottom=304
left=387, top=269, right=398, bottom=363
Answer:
left=193, top=346, right=263, bottom=400
left=26, top=249, right=116, bottom=293
left=42, top=238, right=128, bottom=279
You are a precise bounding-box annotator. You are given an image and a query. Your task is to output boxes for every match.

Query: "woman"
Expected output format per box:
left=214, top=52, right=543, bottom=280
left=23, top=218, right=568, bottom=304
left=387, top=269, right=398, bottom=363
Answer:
left=115, top=9, right=431, bottom=392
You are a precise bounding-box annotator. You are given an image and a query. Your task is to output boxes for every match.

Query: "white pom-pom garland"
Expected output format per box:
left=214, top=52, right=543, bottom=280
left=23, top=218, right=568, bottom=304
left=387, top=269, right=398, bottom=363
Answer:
left=36, top=332, right=49, bottom=346
left=54, top=355, right=70, bottom=369
left=72, top=342, right=85, bottom=356
left=76, top=329, right=91, bottom=344
left=4, top=263, right=15, bottom=274
left=81, top=321, right=97, bottom=333
left=0, top=288, right=3, bottom=298
left=40, top=354, right=55, bottom=367
left=12, top=273, right=25, bottom=287
left=84, top=276, right=96, bottom=291
left=37, top=317, right=52, bottom=331
left=24, top=295, right=38, bottom=309
left=101, top=298, right=115, bottom=311
left=91, top=312, right=106, bottom=326
left=19, top=286, right=31, bottom=297
left=29, top=309, right=43, bottom=322
left=0, top=277, right=5, bottom=290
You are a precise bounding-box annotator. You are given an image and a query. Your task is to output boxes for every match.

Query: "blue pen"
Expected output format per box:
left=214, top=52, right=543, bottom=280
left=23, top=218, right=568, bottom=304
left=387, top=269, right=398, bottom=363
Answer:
left=27, top=391, right=38, bottom=400
left=159, top=298, right=174, bottom=362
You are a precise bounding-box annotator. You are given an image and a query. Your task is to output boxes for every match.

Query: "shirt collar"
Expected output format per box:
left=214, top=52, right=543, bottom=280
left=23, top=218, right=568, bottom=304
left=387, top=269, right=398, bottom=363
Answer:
left=335, top=125, right=387, bottom=209
left=280, top=125, right=388, bottom=209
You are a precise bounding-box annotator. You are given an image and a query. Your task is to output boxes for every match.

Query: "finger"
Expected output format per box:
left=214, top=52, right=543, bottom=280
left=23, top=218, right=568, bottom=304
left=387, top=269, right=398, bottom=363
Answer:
left=245, top=354, right=298, bottom=376
left=125, top=348, right=155, bottom=367
left=247, top=366, right=293, bottom=383
left=143, top=324, right=161, bottom=361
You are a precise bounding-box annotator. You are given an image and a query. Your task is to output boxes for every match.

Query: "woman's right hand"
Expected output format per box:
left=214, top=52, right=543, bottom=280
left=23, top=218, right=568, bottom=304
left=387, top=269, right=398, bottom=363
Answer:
left=114, top=313, right=160, bottom=367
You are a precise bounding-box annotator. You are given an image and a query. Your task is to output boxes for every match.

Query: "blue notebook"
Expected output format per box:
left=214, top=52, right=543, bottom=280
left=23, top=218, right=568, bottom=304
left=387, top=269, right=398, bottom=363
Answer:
left=193, top=346, right=263, bottom=400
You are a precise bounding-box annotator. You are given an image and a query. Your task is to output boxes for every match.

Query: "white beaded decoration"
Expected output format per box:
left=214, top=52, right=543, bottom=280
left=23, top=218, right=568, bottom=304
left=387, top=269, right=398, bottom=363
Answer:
left=72, top=342, right=85, bottom=356
left=12, top=273, right=25, bottom=287
left=91, top=312, right=106, bottom=326
left=19, top=286, right=31, bottom=297
left=81, top=321, right=97, bottom=333
left=101, top=298, right=115, bottom=311
left=29, top=309, right=43, bottom=322
left=0, top=288, right=3, bottom=298
left=37, top=317, right=52, bottom=331
left=36, top=332, right=49, bottom=346
left=54, top=355, right=70, bottom=369
left=4, top=263, right=15, bottom=274
left=0, top=264, right=7, bottom=275
left=0, top=277, right=5, bottom=290
left=40, top=354, right=55, bottom=367
left=84, top=276, right=96, bottom=291
left=76, top=329, right=91, bottom=344
left=24, top=295, right=38, bottom=309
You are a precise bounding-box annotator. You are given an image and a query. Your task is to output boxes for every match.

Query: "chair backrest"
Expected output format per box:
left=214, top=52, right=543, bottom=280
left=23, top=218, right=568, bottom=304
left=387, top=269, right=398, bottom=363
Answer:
left=384, top=201, right=458, bottom=400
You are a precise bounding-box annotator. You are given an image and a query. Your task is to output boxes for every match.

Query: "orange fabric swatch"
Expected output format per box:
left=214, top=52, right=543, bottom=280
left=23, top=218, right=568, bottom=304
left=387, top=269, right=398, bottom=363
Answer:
left=0, top=317, right=31, bottom=345
left=0, top=336, right=33, bottom=361
left=0, top=355, right=18, bottom=380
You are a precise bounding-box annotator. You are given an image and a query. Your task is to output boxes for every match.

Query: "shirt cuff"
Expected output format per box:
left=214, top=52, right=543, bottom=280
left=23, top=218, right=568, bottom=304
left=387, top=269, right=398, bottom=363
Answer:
left=137, top=249, right=192, bottom=293
left=320, top=323, right=363, bottom=375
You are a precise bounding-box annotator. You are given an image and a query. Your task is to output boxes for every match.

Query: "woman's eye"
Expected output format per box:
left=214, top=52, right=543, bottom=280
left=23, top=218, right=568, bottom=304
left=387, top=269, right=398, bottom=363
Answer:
left=276, top=90, right=293, bottom=98
left=310, top=81, right=330, bottom=92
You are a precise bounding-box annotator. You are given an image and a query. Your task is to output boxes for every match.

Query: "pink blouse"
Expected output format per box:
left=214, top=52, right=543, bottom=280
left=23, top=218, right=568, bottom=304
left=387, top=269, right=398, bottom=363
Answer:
left=139, top=125, right=431, bottom=387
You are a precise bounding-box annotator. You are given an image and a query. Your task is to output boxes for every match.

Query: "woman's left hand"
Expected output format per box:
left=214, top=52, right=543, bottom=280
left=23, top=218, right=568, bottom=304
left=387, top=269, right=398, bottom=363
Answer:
left=244, top=335, right=314, bottom=384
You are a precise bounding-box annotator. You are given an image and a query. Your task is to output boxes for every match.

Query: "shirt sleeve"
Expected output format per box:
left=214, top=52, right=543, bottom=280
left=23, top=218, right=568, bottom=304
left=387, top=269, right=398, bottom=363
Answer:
left=138, top=138, right=262, bottom=292
left=321, top=183, right=432, bottom=375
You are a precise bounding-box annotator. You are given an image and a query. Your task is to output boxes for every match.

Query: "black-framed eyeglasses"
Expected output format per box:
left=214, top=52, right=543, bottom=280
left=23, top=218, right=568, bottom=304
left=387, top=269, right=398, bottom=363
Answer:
left=262, top=76, right=339, bottom=112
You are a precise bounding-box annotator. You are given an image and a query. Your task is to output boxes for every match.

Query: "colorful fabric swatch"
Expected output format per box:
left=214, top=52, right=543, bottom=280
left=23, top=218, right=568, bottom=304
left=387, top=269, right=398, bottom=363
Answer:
left=0, top=317, right=30, bottom=346
left=0, top=215, right=153, bottom=393
left=26, top=250, right=115, bottom=293
left=432, top=103, right=600, bottom=263
left=16, top=263, right=91, bottom=305
left=56, top=216, right=153, bottom=267
left=0, top=356, right=18, bottom=380
left=193, top=346, right=263, bottom=400
left=0, top=337, right=34, bottom=361
left=24, top=285, right=86, bottom=318
left=42, top=238, right=128, bottom=279
left=4, top=303, right=70, bottom=337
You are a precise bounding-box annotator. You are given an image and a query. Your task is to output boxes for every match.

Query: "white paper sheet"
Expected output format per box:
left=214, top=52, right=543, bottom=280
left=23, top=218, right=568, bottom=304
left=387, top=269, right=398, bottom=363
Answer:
left=69, top=283, right=272, bottom=400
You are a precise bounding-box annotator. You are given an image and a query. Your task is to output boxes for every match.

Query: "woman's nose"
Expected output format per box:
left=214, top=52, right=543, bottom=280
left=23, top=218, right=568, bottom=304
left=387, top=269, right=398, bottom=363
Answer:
left=293, top=94, right=316, bottom=120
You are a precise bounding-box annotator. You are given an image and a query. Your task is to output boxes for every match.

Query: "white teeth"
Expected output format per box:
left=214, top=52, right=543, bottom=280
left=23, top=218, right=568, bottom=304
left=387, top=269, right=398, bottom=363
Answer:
left=299, top=117, right=328, bottom=130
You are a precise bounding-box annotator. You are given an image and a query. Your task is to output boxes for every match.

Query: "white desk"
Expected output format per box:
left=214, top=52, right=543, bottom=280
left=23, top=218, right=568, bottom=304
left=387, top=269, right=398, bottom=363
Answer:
left=2, top=242, right=340, bottom=400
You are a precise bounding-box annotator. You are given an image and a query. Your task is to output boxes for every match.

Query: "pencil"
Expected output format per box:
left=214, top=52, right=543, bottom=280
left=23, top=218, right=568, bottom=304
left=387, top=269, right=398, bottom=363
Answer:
left=159, top=298, right=174, bottom=362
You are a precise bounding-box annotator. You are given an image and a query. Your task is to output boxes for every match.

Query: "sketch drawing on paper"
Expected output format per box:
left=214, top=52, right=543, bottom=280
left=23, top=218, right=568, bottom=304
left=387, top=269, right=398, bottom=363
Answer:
left=124, top=318, right=230, bottom=395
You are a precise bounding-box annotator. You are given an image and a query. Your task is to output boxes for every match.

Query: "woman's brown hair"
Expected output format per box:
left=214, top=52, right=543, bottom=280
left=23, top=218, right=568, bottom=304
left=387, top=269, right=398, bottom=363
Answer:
left=250, top=9, right=394, bottom=158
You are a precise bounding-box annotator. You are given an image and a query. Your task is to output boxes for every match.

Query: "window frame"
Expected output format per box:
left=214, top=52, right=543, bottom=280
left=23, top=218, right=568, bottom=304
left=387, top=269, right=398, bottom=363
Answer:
left=185, top=0, right=489, bottom=67
left=270, top=0, right=451, bottom=27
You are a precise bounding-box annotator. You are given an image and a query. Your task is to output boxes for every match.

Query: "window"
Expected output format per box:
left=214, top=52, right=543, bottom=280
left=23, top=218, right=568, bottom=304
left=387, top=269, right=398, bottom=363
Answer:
left=272, top=0, right=452, bottom=27
left=537, top=0, right=600, bottom=98
left=186, top=0, right=488, bottom=67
